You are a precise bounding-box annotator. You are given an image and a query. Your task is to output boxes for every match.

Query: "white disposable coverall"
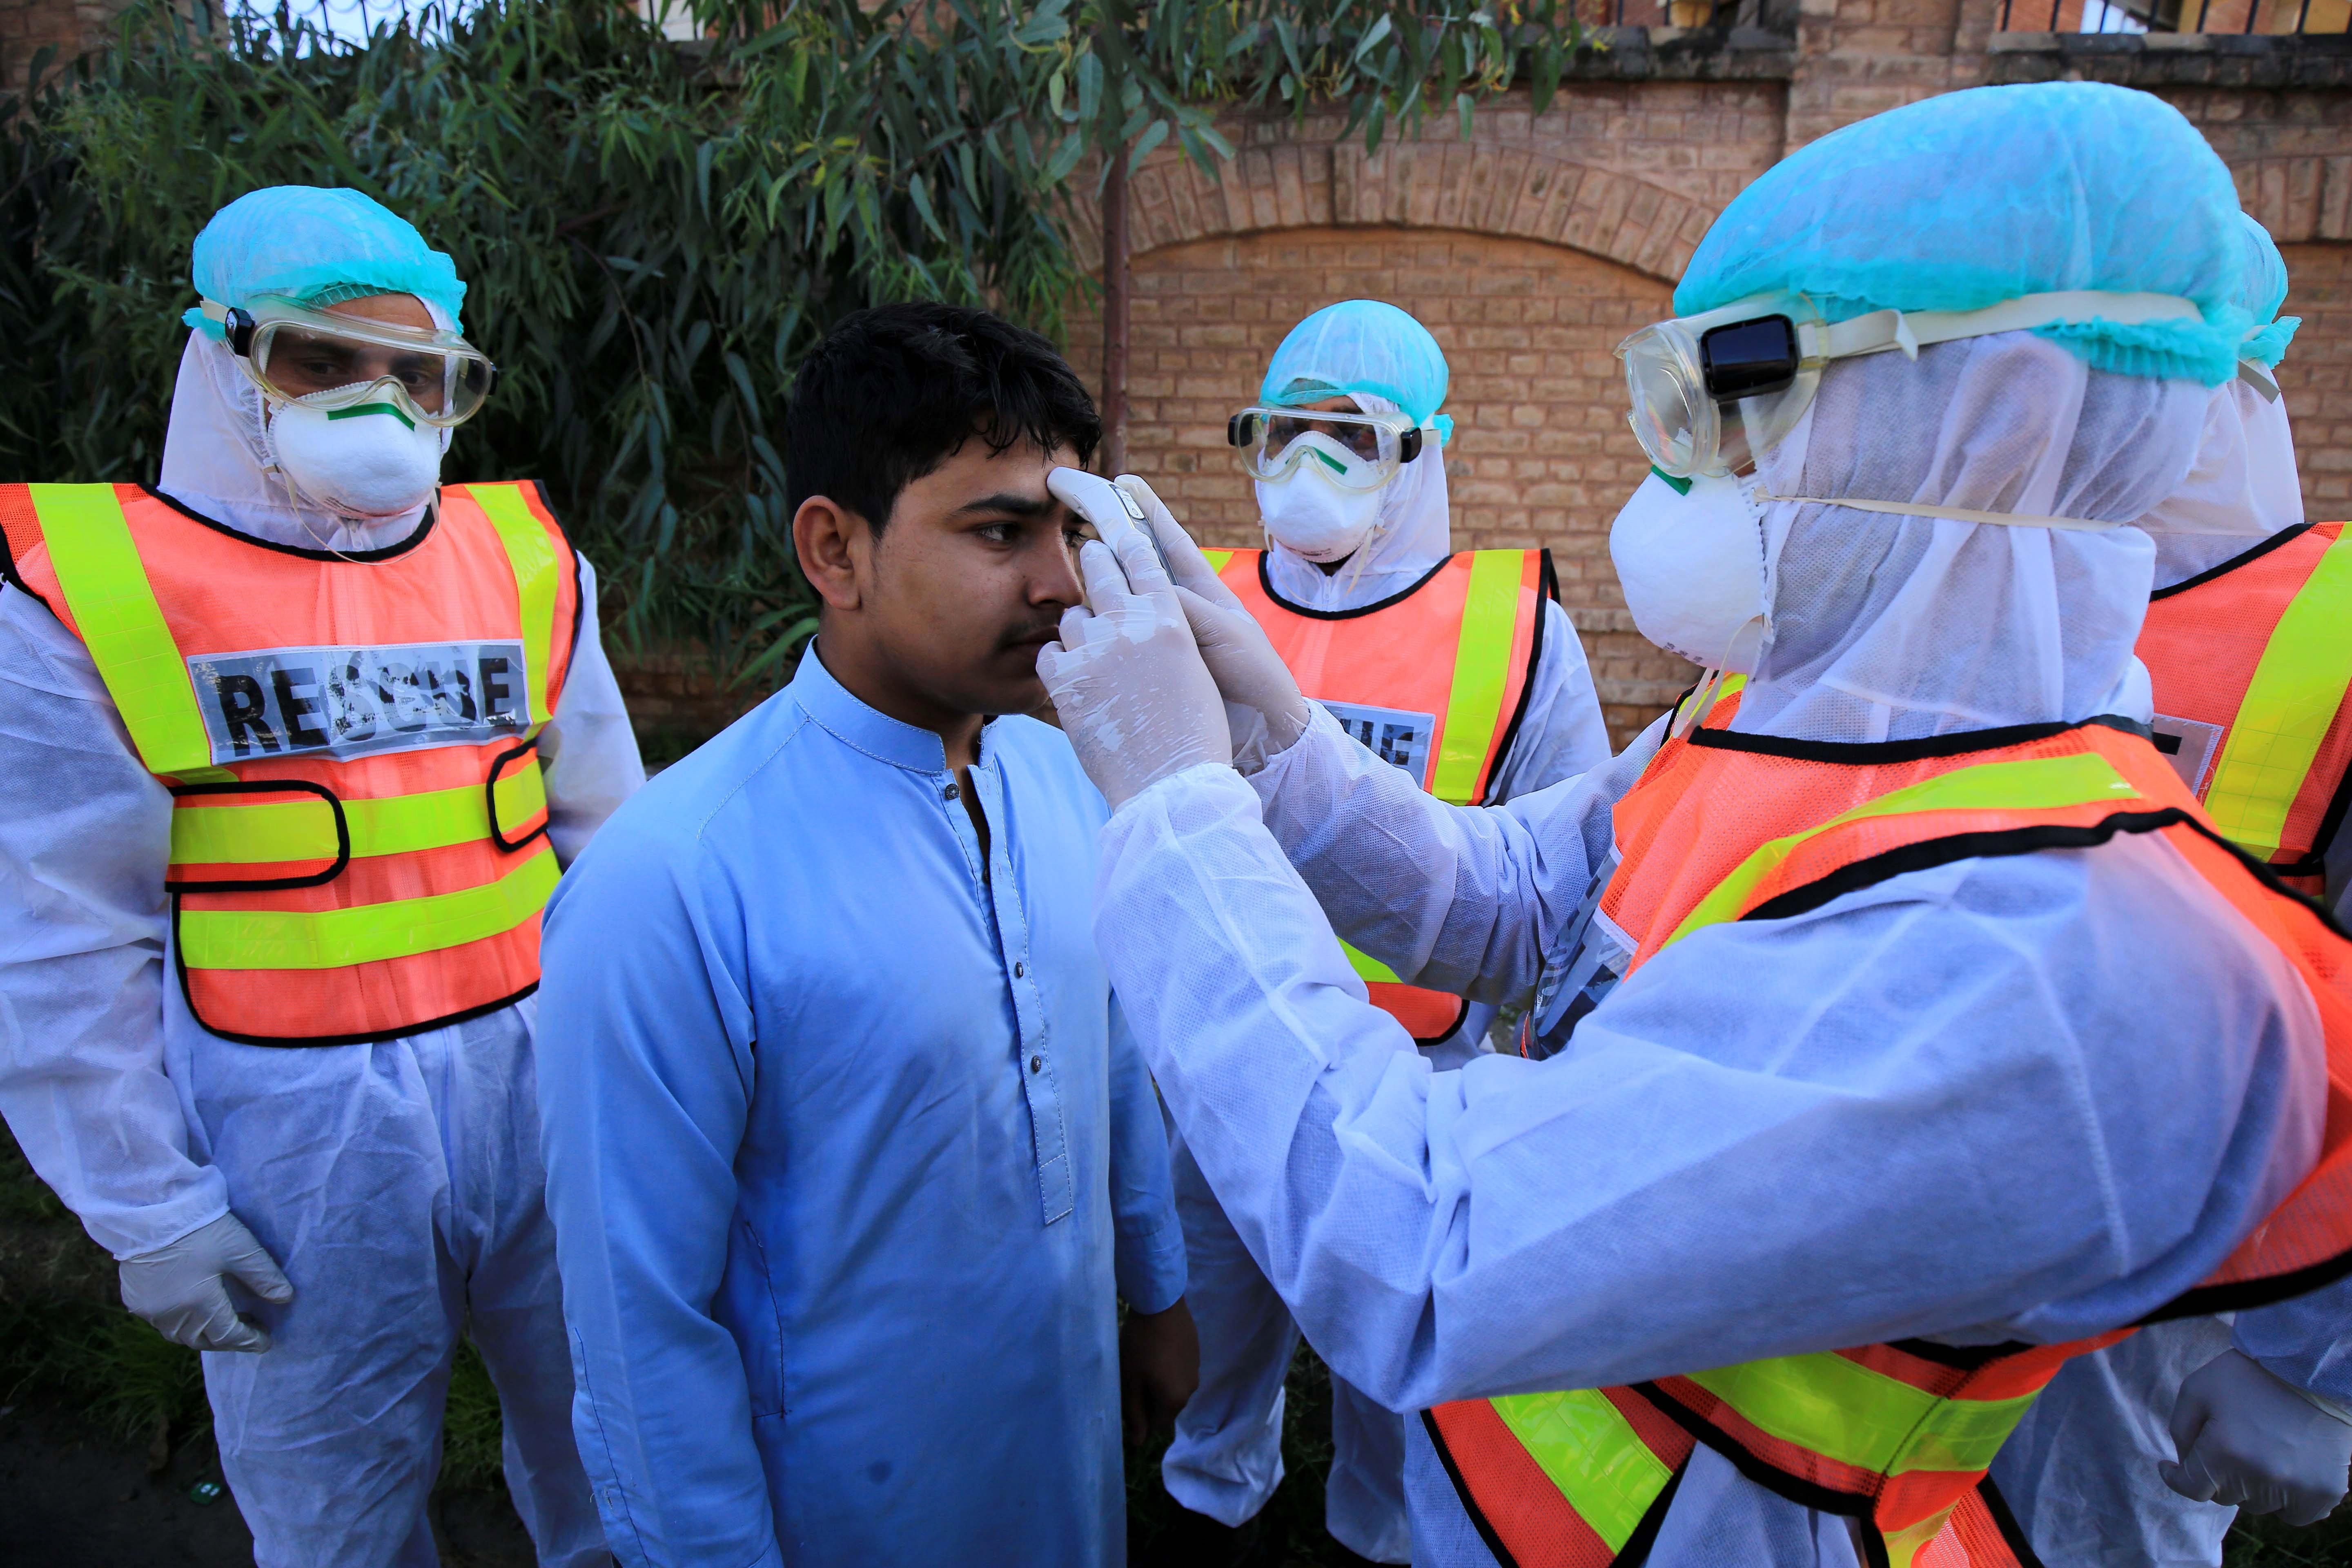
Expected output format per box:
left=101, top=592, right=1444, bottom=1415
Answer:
left=1164, top=394, right=1613, bottom=1562
left=0, top=334, right=642, bottom=1568
left=1095, top=335, right=2333, bottom=1566
left=1989, top=372, right=2352, bottom=1566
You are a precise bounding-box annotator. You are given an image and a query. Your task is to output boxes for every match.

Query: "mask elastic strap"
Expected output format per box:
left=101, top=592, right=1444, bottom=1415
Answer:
left=1751, top=490, right=2125, bottom=532
left=1671, top=666, right=1730, bottom=741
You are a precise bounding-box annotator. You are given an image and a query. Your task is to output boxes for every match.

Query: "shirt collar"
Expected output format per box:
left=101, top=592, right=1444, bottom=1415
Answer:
left=789, top=641, right=965, bottom=775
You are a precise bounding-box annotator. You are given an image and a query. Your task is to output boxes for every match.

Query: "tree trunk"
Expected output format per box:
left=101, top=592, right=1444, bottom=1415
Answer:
left=1101, top=140, right=1131, bottom=477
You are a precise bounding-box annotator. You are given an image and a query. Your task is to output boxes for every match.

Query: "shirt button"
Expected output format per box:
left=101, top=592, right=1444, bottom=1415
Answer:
left=943, top=782, right=960, bottom=800
left=1013, top=961, right=1026, bottom=978
left=1029, top=1056, right=1043, bottom=1073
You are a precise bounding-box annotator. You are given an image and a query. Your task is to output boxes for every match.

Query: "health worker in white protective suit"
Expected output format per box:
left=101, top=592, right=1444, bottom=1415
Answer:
left=1988, top=213, right=2352, bottom=1565
left=0, top=185, right=640, bottom=1567
left=1162, top=301, right=1613, bottom=1564
left=1038, top=81, right=2352, bottom=1568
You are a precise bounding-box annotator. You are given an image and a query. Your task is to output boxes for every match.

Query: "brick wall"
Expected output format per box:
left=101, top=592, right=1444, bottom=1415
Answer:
left=1065, top=226, right=1691, bottom=744
left=2283, top=241, right=2352, bottom=516
left=1065, top=41, right=2352, bottom=749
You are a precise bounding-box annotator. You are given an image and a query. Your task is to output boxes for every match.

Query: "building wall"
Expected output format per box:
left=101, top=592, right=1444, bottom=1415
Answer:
left=1064, top=31, right=2352, bottom=748
left=1065, top=227, right=1688, bottom=742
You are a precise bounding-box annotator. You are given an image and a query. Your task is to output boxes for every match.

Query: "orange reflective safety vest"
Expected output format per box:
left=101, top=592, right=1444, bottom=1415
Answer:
left=2137, top=521, right=2352, bottom=899
left=0, top=482, right=581, bottom=1046
left=1429, top=710, right=2352, bottom=1568
left=1202, top=546, right=1551, bottom=1042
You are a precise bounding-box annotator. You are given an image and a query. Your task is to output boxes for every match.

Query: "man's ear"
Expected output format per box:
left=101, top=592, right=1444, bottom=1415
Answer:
left=793, top=495, right=871, bottom=613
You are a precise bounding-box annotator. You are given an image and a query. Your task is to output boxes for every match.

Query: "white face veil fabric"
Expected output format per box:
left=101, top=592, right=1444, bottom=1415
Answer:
left=1734, top=331, right=2209, bottom=745
left=1260, top=391, right=1455, bottom=612
left=156, top=320, right=452, bottom=554
left=2136, top=379, right=2305, bottom=590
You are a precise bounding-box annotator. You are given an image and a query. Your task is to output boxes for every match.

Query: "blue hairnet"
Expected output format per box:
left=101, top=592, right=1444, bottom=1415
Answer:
left=1677, top=83, right=2251, bottom=387
left=1261, top=300, right=1454, bottom=443
left=2235, top=212, right=2299, bottom=370
left=181, top=186, right=467, bottom=339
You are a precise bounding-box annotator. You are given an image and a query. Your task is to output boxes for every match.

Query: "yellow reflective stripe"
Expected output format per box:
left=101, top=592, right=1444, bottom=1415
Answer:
left=1489, top=1390, right=1675, bottom=1552
left=1341, top=939, right=1400, bottom=984
left=464, top=483, right=560, bottom=731
left=2205, top=528, right=2352, bottom=857
left=1664, top=751, right=2136, bottom=949
left=169, top=767, right=546, bottom=866
left=180, top=847, right=557, bottom=971
left=29, top=485, right=215, bottom=776
left=1430, top=552, right=1525, bottom=806
left=1686, top=1356, right=2038, bottom=1478
left=1200, top=548, right=1234, bottom=572
left=1880, top=1506, right=1962, bottom=1568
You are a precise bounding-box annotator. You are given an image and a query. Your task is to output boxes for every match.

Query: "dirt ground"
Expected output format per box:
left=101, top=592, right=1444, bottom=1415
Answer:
left=0, top=1405, right=538, bottom=1568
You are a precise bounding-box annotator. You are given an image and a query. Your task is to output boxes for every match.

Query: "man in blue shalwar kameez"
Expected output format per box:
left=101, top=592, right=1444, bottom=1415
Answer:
left=536, top=303, right=1194, bottom=1568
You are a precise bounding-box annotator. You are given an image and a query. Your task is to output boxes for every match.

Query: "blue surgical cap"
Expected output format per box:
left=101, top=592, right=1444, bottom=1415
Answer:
left=2235, top=212, right=2299, bottom=370
left=181, top=185, right=467, bottom=339
left=1261, top=300, right=1454, bottom=442
left=1677, top=83, right=2252, bottom=387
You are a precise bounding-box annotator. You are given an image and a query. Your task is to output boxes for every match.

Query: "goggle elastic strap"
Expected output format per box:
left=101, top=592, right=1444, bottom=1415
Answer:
left=1814, top=290, right=2202, bottom=364
left=1752, top=489, right=2125, bottom=532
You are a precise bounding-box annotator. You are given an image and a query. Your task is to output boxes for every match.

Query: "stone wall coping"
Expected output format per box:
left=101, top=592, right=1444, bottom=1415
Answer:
left=1987, top=27, right=2352, bottom=85
left=1568, top=23, right=1799, bottom=78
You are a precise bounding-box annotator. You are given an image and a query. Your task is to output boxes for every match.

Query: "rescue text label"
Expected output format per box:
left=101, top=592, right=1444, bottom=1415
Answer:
left=187, top=640, right=533, bottom=764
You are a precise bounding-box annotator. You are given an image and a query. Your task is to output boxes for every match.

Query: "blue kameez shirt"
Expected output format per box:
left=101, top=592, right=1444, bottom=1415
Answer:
left=537, top=648, right=1187, bottom=1568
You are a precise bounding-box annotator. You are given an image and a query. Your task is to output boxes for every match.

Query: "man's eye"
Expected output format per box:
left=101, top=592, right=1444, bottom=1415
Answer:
left=978, top=523, right=1015, bottom=543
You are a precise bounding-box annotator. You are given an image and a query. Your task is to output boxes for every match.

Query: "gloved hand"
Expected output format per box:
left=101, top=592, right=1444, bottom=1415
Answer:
left=1111, top=475, right=1312, bottom=760
left=2160, top=1348, right=2352, bottom=1526
left=1036, top=531, right=1230, bottom=809
left=118, top=1212, right=294, bottom=1353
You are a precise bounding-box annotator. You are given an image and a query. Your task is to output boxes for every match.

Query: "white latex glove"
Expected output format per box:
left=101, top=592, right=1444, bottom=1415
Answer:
left=1109, top=474, right=1312, bottom=759
left=2161, top=1348, right=2352, bottom=1526
left=1036, top=531, right=1230, bottom=809
left=118, top=1212, right=295, bottom=1353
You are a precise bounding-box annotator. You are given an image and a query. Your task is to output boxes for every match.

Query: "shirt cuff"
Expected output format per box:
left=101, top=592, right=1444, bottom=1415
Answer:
left=1116, top=1219, right=1189, bottom=1316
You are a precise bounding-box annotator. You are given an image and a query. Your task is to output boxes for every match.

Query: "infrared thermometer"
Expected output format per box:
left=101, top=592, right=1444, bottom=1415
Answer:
left=1048, top=467, right=1168, bottom=574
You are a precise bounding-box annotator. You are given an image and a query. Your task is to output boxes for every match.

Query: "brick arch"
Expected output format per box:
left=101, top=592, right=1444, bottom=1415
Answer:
left=1111, top=139, right=1714, bottom=286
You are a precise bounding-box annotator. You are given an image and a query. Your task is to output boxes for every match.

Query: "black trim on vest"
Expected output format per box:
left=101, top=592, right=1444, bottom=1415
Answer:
left=163, top=779, right=351, bottom=893
left=1978, top=1474, right=2051, bottom=1568
left=1479, top=548, right=1555, bottom=807
left=1419, top=1410, right=1528, bottom=1568
left=1686, top=713, right=2149, bottom=766
left=1742, top=799, right=2352, bottom=1322
left=1632, top=1381, right=1870, bottom=1519
left=2301, top=753, right=2352, bottom=888
left=486, top=737, right=551, bottom=854
left=168, top=915, right=542, bottom=1048
left=1253, top=549, right=1452, bottom=621
left=2149, top=521, right=2315, bottom=601
left=1615, top=1460, right=1687, bottom=1568
left=1882, top=1336, right=2037, bottom=1372
left=2145, top=1246, right=2352, bottom=1323
left=1740, top=809, right=2197, bottom=927
left=1400, top=995, right=1471, bottom=1048
left=140, top=485, right=441, bottom=563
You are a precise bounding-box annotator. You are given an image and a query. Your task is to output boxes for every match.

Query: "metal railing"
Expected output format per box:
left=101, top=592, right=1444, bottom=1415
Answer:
left=1998, top=0, right=2348, bottom=32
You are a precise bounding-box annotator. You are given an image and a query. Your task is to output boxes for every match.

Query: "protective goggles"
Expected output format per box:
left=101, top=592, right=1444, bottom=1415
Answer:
left=1619, top=290, right=2204, bottom=479
left=1226, top=404, right=1428, bottom=493
left=203, top=296, right=499, bottom=429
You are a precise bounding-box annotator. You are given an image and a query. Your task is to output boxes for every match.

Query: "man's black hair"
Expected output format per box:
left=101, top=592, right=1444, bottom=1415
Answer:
left=784, top=302, right=1102, bottom=533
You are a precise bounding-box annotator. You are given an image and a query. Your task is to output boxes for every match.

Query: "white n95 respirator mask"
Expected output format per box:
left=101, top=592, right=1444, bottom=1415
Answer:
left=265, top=399, right=446, bottom=520
left=1255, top=461, right=1384, bottom=564
left=1610, top=469, right=1770, bottom=674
